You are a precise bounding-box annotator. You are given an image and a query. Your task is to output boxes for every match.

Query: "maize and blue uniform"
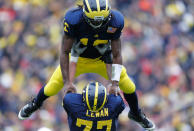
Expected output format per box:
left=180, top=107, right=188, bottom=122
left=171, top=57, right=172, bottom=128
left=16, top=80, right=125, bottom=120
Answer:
left=43, top=7, right=136, bottom=96
left=63, top=93, right=125, bottom=131
left=18, top=1, right=154, bottom=130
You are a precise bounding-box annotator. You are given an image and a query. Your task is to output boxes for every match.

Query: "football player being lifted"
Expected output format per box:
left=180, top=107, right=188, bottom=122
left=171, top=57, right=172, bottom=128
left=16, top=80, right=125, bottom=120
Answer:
left=18, top=0, right=155, bottom=130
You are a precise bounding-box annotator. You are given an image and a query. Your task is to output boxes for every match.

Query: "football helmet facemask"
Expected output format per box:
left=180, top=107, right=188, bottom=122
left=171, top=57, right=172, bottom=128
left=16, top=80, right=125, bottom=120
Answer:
left=83, top=0, right=111, bottom=29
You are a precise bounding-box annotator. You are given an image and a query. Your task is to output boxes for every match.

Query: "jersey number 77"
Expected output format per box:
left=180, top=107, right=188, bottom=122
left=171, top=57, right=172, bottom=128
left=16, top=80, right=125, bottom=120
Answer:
left=76, top=118, right=112, bottom=131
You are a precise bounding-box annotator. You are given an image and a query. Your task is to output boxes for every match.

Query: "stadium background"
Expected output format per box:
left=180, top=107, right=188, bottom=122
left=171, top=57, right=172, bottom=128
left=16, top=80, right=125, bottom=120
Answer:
left=0, top=0, right=193, bottom=131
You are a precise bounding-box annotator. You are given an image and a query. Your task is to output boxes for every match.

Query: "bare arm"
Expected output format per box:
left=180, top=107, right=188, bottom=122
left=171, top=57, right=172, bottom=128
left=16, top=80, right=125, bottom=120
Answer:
left=111, top=38, right=122, bottom=65
left=60, top=34, right=75, bottom=85
left=111, top=38, right=122, bottom=86
left=69, top=61, right=77, bottom=83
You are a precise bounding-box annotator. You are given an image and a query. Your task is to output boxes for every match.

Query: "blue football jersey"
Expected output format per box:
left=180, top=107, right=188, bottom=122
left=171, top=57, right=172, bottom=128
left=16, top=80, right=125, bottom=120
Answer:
left=63, top=7, right=124, bottom=62
left=63, top=93, right=125, bottom=131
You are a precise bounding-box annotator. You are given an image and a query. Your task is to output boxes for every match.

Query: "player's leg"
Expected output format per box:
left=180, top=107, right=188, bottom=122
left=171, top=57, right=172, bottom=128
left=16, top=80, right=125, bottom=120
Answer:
left=80, top=59, right=140, bottom=121
left=18, top=57, right=109, bottom=120
left=18, top=65, right=64, bottom=120
left=119, top=66, right=155, bottom=130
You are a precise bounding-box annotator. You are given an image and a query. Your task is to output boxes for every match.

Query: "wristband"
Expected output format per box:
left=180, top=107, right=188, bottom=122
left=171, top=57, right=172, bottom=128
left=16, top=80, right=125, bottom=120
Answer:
left=70, top=56, right=78, bottom=63
left=111, top=64, right=123, bottom=81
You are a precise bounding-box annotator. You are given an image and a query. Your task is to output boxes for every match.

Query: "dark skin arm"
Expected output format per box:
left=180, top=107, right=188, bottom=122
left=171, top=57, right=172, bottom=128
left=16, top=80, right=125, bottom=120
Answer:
left=109, top=38, right=122, bottom=95
left=60, top=34, right=77, bottom=93
left=111, top=38, right=122, bottom=64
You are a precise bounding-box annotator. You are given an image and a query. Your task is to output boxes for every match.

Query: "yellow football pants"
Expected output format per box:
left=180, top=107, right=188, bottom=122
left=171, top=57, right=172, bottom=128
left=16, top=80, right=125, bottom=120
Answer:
left=44, top=57, right=136, bottom=96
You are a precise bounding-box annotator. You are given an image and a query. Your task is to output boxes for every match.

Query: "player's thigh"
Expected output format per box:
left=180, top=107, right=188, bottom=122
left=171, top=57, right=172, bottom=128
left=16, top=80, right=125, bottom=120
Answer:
left=119, top=66, right=136, bottom=94
left=44, top=65, right=64, bottom=96
left=75, top=57, right=109, bottom=80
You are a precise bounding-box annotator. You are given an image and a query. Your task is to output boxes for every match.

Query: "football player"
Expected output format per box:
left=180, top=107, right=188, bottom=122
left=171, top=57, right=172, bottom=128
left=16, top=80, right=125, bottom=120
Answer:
left=63, top=81, right=125, bottom=131
left=18, top=0, right=155, bottom=130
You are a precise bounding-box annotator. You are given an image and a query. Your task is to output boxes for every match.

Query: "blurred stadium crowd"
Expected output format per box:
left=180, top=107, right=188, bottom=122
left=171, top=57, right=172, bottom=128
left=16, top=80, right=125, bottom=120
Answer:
left=0, top=0, right=194, bottom=131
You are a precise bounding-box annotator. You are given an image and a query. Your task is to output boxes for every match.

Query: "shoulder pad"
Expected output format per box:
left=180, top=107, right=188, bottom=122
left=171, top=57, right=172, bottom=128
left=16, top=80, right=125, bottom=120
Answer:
left=63, top=93, right=74, bottom=105
left=109, top=95, right=123, bottom=104
left=64, top=7, right=83, bottom=25
left=110, top=10, right=124, bottom=28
